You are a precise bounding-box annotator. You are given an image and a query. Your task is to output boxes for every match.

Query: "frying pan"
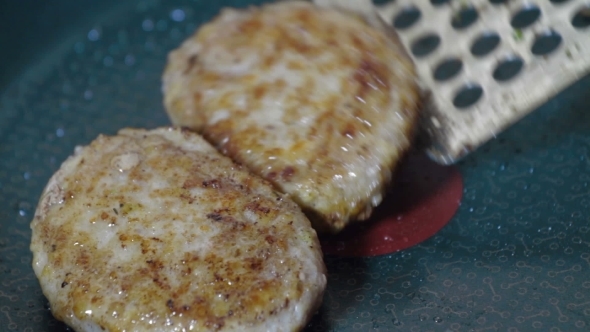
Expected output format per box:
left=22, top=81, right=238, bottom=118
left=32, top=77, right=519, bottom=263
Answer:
left=1, top=0, right=590, bottom=330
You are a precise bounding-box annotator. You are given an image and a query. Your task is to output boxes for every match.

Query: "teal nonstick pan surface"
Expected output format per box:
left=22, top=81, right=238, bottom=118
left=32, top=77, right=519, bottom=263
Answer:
left=1, top=0, right=590, bottom=331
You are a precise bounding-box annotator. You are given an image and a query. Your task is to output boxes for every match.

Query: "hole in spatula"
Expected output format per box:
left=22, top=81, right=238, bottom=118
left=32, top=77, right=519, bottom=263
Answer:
left=493, top=55, right=524, bottom=82
left=550, top=0, right=570, bottom=4
left=372, top=0, right=393, bottom=5
left=394, top=6, right=421, bottom=29
left=471, top=32, right=501, bottom=57
left=572, top=7, right=590, bottom=28
left=453, top=83, right=483, bottom=109
left=490, top=0, right=508, bottom=4
left=452, top=7, right=478, bottom=29
left=433, top=58, right=463, bottom=81
left=531, top=30, right=562, bottom=55
left=431, top=0, right=451, bottom=6
left=511, top=5, right=541, bottom=29
left=411, top=33, right=441, bottom=57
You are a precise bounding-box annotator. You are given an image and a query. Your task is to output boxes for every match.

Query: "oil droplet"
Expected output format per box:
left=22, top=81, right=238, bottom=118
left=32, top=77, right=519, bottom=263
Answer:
left=87, top=28, right=101, bottom=42
left=170, top=9, right=186, bottom=22
left=142, top=19, right=154, bottom=32
left=17, top=201, right=32, bottom=217
left=433, top=316, right=443, bottom=323
left=125, top=54, right=136, bottom=66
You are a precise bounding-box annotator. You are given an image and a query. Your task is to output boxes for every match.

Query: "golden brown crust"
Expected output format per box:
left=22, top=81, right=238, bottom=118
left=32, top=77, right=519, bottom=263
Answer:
left=162, top=1, right=421, bottom=233
left=30, top=127, right=326, bottom=332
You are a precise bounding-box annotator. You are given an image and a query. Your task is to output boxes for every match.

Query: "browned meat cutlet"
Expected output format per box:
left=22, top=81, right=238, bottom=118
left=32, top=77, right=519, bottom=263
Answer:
left=162, top=1, right=421, bottom=233
left=30, top=127, right=326, bottom=332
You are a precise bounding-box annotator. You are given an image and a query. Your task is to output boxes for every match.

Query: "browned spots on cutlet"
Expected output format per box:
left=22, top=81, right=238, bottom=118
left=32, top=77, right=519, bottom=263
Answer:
left=179, top=192, right=195, bottom=204
left=287, top=60, right=305, bottom=70
left=182, top=178, right=201, bottom=189
left=239, top=17, right=263, bottom=34
left=353, top=57, right=390, bottom=100
left=265, top=235, right=276, bottom=244
left=206, top=212, right=224, bottom=222
left=184, top=54, right=198, bottom=74
left=342, top=123, right=356, bottom=138
left=202, top=179, right=221, bottom=189
left=281, top=166, right=296, bottom=180
left=253, top=85, right=267, bottom=99
left=193, top=92, right=202, bottom=104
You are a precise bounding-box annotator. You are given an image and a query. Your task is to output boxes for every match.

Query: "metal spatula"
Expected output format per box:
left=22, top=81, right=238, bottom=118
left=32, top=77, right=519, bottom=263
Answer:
left=315, top=0, right=590, bottom=165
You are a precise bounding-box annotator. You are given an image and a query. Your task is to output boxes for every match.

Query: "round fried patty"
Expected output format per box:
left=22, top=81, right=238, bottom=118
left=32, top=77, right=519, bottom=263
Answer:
left=30, top=127, right=326, bottom=332
left=162, top=1, right=421, bottom=233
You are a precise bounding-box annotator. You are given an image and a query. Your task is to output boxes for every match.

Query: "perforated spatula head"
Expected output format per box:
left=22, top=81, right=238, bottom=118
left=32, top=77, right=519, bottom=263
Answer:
left=316, top=0, right=590, bottom=165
